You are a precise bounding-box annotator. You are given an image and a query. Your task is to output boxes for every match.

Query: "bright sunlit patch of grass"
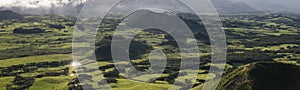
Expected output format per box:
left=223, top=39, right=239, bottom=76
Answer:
left=29, top=76, right=73, bottom=90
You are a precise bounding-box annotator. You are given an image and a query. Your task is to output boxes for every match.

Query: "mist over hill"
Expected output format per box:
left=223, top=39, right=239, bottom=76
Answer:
left=0, top=0, right=85, bottom=16
left=211, top=0, right=262, bottom=15
left=235, top=0, right=300, bottom=13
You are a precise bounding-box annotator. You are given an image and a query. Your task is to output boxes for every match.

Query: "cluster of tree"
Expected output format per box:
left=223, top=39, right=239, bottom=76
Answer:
left=98, top=64, right=115, bottom=71
left=95, top=39, right=153, bottom=61
left=48, top=24, right=65, bottom=30
left=0, top=60, right=71, bottom=76
left=221, top=14, right=300, bottom=29
left=98, top=56, right=206, bottom=85
left=13, top=27, right=45, bottom=34
left=0, top=30, right=5, bottom=32
left=68, top=78, right=83, bottom=90
left=24, top=15, right=75, bottom=23
left=0, top=47, right=71, bottom=60
left=103, top=68, right=119, bottom=78
left=6, top=75, right=35, bottom=90
left=222, top=20, right=264, bottom=29
left=227, top=50, right=283, bottom=64
left=244, top=34, right=300, bottom=48
left=36, top=67, right=69, bottom=78
left=73, top=73, right=117, bottom=88
left=271, top=16, right=300, bottom=28
left=97, top=17, right=121, bottom=32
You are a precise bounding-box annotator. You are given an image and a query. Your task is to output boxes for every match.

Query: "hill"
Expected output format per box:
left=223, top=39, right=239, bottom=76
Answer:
left=0, top=10, right=24, bottom=20
left=217, top=62, right=300, bottom=90
left=211, top=0, right=263, bottom=15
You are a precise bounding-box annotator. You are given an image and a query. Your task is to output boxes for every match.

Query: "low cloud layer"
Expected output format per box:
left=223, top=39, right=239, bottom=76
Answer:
left=0, top=0, right=299, bottom=16
left=0, top=0, right=86, bottom=16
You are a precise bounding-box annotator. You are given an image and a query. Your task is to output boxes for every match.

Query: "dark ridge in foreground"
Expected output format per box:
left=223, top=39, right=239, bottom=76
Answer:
left=218, top=62, right=300, bottom=90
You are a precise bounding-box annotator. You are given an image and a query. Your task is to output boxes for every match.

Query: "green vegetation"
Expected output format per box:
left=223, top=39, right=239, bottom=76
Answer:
left=0, top=54, right=71, bottom=67
left=0, top=77, right=14, bottom=90
left=1, top=10, right=300, bottom=90
left=0, top=13, right=75, bottom=90
left=110, top=79, right=175, bottom=90
left=30, top=76, right=74, bottom=90
left=218, top=62, right=300, bottom=90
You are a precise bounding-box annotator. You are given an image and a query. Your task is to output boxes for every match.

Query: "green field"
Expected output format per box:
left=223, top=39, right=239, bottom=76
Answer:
left=0, top=54, right=71, bottom=67
left=0, top=11, right=300, bottom=90
left=30, top=76, right=74, bottom=90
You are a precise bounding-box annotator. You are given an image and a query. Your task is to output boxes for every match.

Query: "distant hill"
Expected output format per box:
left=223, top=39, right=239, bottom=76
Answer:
left=211, top=0, right=263, bottom=15
left=0, top=10, right=24, bottom=20
left=236, top=0, right=300, bottom=14
left=217, top=62, right=300, bottom=90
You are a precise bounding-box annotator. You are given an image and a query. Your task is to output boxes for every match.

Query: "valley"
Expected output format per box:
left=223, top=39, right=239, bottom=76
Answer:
left=0, top=10, right=300, bottom=90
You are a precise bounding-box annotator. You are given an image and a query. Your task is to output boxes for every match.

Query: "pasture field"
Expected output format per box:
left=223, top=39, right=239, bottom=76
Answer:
left=29, top=76, right=74, bottom=90
left=0, top=54, right=71, bottom=67
left=0, top=13, right=300, bottom=90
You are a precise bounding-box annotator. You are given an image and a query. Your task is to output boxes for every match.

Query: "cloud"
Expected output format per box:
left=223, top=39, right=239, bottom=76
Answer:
left=0, top=0, right=86, bottom=8
left=0, top=0, right=86, bottom=16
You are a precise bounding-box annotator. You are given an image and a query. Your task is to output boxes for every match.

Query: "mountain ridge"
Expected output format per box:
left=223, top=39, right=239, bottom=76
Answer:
left=0, top=10, right=24, bottom=20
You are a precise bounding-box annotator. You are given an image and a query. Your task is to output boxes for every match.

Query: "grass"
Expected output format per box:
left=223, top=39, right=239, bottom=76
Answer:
left=0, top=54, right=71, bottom=67
left=1, top=13, right=300, bottom=90
left=132, top=74, right=169, bottom=82
left=262, top=44, right=298, bottom=51
left=37, top=43, right=71, bottom=49
left=29, top=76, right=73, bottom=90
left=110, top=79, right=176, bottom=90
left=0, top=77, right=14, bottom=90
left=197, top=74, right=216, bottom=80
left=19, top=65, right=71, bottom=77
left=97, top=61, right=113, bottom=66
left=244, top=44, right=298, bottom=51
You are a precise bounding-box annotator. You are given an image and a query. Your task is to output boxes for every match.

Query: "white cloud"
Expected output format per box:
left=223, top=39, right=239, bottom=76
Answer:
left=0, top=0, right=86, bottom=8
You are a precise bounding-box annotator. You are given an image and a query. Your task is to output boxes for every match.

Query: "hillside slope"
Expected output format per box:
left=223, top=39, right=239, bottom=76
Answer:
left=0, top=10, right=23, bottom=20
left=217, top=62, right=300, bottom=90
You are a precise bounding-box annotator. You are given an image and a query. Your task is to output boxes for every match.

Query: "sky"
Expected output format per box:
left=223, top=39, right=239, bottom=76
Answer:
left=0, top=0, right=87, bottom=15
left=0, top=0, right=86, bottom=8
